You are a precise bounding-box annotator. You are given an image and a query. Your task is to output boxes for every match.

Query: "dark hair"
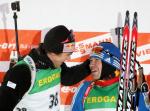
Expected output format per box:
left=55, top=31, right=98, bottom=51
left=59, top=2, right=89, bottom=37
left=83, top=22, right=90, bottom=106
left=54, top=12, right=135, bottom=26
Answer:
left=100, top=61, right=116, bottom=80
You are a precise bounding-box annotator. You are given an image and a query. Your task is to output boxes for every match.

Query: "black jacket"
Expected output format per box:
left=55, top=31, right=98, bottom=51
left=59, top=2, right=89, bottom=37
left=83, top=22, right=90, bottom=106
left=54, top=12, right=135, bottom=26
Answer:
left=0, top=48, right=90, bottom=111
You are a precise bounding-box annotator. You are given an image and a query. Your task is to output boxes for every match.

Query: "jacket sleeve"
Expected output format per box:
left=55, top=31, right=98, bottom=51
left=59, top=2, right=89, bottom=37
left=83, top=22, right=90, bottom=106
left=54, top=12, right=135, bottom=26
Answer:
left=71, top=81, right=91, bottom=111
left=61, top=59, right=91, bottom=86
left=0, top=64, right=31, bottom=111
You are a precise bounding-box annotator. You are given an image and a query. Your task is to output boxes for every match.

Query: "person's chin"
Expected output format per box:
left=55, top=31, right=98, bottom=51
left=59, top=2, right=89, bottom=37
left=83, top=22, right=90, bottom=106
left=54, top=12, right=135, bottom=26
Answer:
left=92, top=74, right=98, bottom=79
left=54, top=63, right=61, bottom=68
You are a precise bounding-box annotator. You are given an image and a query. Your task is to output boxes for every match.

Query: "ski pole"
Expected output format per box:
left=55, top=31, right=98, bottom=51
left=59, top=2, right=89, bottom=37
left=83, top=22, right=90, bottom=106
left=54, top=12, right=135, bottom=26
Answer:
left=9, top=1, right=20, bottom=68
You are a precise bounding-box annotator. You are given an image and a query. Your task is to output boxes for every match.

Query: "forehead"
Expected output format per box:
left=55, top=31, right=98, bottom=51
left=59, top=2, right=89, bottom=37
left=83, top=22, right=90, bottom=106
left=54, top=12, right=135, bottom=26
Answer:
left=60, top=52, right=72, bottom=56
left=90, top=57, right=101, bottom=62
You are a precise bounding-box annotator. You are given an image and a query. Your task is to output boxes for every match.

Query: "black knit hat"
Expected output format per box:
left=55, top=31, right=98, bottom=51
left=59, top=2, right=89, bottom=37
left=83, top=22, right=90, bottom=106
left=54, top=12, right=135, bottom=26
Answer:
left=43, top=25, right=75, bottom=53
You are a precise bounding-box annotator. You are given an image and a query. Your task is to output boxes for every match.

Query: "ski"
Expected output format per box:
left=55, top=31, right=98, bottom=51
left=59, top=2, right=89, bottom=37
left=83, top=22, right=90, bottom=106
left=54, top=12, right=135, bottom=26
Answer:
left=125, top=12, right=138, bottom=111
left=116, top=11, right=139, bottom=111
left=116, top=10, right=130, bottom=111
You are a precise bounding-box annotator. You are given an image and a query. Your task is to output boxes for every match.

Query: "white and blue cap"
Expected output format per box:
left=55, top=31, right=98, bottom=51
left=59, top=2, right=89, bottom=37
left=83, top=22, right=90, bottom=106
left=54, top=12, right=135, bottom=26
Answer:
left=90, top=42, right=121, bottom=70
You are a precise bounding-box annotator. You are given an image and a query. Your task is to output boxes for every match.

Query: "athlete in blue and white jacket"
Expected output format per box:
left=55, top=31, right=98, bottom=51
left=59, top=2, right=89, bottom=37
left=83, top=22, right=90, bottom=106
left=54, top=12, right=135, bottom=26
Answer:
left=71, top=42, right=150, bottom=111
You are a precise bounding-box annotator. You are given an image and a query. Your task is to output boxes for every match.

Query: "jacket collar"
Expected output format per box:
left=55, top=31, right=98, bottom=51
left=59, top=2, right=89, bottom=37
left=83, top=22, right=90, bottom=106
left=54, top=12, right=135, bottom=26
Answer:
left=28, top=48, right=55, bottom=69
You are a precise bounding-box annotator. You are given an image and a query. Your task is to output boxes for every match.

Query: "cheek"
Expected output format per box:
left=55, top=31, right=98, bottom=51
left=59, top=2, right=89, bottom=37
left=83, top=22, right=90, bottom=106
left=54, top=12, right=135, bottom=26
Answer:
left=97, top=63, right=102, bottom=72
left=62, top=55, right=70, bottom=61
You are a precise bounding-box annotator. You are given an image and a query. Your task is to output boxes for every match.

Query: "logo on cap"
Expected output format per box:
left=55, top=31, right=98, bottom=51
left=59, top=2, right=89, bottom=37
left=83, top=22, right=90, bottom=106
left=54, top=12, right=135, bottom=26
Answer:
left=63, top=42, right=75, bottom=52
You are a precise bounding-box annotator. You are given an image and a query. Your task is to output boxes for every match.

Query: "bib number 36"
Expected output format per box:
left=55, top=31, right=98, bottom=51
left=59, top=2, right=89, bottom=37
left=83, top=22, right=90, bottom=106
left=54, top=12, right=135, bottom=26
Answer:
left=49, top=92, right=59, bottom=109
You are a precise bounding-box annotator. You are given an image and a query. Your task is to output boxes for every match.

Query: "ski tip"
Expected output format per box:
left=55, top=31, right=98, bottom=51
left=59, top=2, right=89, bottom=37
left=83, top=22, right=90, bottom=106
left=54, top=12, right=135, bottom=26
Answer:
left=134, top=12, right=137, bottom=17
left=126, top=10, right=129, bottom=16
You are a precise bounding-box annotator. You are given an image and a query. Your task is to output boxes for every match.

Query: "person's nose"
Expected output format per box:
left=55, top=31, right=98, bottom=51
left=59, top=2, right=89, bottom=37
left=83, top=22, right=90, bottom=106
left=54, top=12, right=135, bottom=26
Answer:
left=90, top=60, right=96, bottom=67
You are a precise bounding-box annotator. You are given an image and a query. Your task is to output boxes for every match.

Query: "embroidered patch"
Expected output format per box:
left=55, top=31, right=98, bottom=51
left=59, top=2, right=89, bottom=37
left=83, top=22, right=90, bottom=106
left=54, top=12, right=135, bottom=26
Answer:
left=7, top=81, right=16, bottom=89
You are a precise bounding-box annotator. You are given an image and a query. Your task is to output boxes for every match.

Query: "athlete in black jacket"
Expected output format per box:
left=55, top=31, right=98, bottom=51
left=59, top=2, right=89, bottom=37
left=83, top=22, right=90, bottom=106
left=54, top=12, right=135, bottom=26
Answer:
left=0, top=25, right=91, bottom=111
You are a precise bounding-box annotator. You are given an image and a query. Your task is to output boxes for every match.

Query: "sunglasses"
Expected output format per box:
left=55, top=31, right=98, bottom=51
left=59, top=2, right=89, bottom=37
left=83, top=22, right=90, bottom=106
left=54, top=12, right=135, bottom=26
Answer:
left=92, top=46, right=103, bottom=54
left=69, top=30, right=75, bottom=42
left=91, top=46, right=120, bottom=62
left=61, top=30, right=75, bottom=43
